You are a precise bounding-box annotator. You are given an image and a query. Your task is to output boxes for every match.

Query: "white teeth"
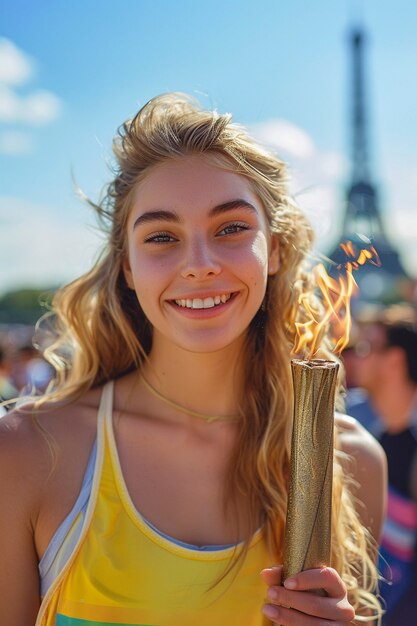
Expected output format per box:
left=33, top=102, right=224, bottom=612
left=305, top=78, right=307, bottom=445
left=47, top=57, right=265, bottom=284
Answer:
left=174, top=293, right=232, bottom=309
left=203, top=297, right=215, bottom=309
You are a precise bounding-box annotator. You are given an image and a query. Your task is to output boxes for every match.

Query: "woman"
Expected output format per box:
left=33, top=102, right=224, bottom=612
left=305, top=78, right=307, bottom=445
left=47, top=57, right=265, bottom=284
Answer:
left=0, top=94, right=386, bottom=625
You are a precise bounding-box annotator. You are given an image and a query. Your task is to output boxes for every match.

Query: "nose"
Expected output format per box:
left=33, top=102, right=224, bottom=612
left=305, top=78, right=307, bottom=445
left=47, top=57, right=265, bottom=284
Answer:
left=180, top=237, right=221, bottom=280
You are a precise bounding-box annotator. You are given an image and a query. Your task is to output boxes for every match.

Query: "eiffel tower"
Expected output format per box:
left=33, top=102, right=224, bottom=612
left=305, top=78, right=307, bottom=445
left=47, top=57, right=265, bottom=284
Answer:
left=328, top=29, right=409, bottom=302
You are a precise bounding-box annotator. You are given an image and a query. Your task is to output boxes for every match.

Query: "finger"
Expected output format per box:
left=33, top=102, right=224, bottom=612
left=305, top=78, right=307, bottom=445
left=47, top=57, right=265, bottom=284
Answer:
left=284, top=567, right=348, bottom=598
left=263, top=602, right=349, bottom=626
left=267, top=584, right=355, bottom=622
left=263, top=604, right=320, bottom=626
left=260, top=564, right=283, bottom=587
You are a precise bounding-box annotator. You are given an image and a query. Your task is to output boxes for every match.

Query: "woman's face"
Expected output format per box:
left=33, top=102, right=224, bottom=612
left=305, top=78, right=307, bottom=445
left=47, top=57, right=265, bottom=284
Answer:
left=124, top=155, right=279, bottom=355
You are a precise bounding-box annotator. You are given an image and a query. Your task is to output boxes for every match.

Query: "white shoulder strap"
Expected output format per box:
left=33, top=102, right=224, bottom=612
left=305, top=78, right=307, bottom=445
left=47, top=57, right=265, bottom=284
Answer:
left=97, top=380, right=114, bottom=427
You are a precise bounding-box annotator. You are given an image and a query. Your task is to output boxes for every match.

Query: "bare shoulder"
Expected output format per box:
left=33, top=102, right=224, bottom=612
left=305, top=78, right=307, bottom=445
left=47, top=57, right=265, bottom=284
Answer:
left=0, top=390, right=100, bottom=623
left=0, top=387, right=101, bottom=475
left=335, top=412, right=386, bottom=468
left=335, top=412, right=387, bottom=543
left=0, top=405, right=51, bottom=493
left=0, top=409, right=43, bottom=621
left=0, top=386, right=101, bottom=528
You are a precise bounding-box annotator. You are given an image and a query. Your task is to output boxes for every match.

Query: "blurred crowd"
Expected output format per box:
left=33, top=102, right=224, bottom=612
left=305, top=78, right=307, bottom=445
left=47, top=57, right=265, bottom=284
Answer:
left=0, top=338, right=53, bottom=414
left=343, top=303, right=417, bottom=624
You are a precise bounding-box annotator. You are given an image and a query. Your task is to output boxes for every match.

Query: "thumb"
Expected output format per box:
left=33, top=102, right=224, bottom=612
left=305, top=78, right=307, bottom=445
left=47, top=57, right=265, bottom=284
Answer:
left=260, top=565, right=283, bottom=588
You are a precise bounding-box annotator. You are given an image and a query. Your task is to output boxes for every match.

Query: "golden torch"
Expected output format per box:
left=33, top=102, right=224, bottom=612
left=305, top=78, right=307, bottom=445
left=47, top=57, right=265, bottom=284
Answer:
left=282, top=241, right=380, bottom=583
left=283, top=358, right=338, bottom=579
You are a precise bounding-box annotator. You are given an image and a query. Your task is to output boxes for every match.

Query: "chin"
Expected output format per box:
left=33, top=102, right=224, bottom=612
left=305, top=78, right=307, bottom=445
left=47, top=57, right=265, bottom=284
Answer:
left=171, top=330, right=247, bottom=356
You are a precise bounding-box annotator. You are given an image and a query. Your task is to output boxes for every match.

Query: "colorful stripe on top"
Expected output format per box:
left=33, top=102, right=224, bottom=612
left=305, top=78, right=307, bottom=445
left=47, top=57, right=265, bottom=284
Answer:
left=379, top=484, right=417, bottom=611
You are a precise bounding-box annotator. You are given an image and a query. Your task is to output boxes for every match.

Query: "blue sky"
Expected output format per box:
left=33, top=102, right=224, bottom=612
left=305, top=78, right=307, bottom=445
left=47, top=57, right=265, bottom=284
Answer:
left=1, top=0, right=416, bottom=294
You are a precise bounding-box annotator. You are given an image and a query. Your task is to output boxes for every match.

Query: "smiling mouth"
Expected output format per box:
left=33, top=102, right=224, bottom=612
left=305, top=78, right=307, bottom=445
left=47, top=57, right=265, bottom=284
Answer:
left=173, top=293, right=234, bottom=310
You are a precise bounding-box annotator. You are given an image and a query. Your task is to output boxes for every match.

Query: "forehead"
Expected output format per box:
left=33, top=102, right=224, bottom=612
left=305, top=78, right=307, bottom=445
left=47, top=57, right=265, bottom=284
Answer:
left=131, top=155, right=262, bottom=215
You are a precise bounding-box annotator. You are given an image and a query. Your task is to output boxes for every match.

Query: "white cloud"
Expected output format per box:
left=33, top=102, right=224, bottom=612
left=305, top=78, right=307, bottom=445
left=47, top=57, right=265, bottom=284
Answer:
left=250, top=117, right=417, bottom=274
left=0, top=86, right=17, bottom=120
left=0, top=38, right=34, bottom=86
left=22, top=90, right=61, bottom=124
left=318, top=151, right=347, bottom=179
left=0, top=130, right=34, bottom=154
left=294, top=183, right=342, bottom=246
left=250, top=119, right=315, bottom=159
left=291, top=150, right=348, bottom=241
left=0, top=197, right=104, bottom=293
left=0, top=85, right=61, bottom=125
left=0, top=39, right=62, bottom=129
left=249, top=118, right=348, bottom=249
left=21, top=90, right=61, bottom=124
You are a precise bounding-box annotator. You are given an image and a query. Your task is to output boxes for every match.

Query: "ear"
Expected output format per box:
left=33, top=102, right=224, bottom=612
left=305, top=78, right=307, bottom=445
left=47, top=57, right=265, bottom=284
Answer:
left=267, top=234, right=280, bottom=275
left=122, top=257, right=135, bottom=290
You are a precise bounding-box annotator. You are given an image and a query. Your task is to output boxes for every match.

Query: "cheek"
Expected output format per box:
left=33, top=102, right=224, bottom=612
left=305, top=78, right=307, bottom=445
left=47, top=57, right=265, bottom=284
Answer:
left=129, top=244, right=172, bottom=282
left=250, top=232, right=270, bottom=280
left=127, top=249, right=163, bottom=301
left=356, top=358, right=376, bottom=383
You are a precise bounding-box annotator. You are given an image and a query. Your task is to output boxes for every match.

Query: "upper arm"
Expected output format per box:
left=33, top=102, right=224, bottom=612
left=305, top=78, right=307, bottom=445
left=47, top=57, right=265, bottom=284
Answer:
left=336, top=414, right=388, bottom=546
left=0, top=413, right=43, bottom=624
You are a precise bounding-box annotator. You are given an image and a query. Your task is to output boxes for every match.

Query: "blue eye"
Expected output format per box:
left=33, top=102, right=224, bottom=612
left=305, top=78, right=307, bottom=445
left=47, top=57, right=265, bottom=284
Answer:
left=144, top=231, right=176, bottom=243
left=218, top=222, right=249, bottom=236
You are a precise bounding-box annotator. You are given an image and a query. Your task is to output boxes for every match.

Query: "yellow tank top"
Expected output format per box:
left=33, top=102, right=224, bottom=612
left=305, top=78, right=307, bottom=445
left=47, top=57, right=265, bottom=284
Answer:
left=36, top=382, right=272, bottom=626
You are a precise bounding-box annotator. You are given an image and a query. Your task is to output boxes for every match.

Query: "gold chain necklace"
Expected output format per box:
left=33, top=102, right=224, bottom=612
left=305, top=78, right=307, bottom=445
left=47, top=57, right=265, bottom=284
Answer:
left=140, top=374, right=240, bottom=424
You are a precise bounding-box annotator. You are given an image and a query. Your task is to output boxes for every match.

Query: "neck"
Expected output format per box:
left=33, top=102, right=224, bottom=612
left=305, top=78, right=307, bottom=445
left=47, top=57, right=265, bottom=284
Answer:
left=371, top=380, right=417, bottom=433
left=141, top=337, right=246, bottom=420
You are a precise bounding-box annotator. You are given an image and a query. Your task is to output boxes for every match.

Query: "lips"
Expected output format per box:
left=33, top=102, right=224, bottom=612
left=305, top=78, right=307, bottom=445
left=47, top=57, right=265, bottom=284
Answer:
left=173, top=293, right=233, bottom=309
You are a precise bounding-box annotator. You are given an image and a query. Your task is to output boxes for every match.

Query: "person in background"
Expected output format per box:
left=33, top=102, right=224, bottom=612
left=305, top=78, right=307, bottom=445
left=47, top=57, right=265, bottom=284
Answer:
left=0, top=344, right=18, bottom=415
left=347, top=305, right=417, bottom=625
left=0, top=93, right=386, bottom=625
left=9, top=344, right=54, bottom=395
left=343, top=343, right=380, bottom=432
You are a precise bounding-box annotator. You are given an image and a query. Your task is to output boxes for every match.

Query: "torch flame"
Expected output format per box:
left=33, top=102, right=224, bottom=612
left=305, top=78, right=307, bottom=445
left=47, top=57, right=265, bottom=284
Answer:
left=293, top=240, right=380, bottom=358
left=339, top=240, right=381, bottom=271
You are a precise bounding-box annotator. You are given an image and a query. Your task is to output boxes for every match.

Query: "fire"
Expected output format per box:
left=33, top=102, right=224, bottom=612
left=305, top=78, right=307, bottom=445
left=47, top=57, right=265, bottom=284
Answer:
left=293, top=240, right=380, bottom=358
left=339, top=239, right=380, bottom=271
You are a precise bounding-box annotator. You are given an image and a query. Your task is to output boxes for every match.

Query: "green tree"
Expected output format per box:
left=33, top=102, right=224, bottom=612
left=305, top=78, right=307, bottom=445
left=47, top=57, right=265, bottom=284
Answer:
left=0, top=287, right=56, bottom=325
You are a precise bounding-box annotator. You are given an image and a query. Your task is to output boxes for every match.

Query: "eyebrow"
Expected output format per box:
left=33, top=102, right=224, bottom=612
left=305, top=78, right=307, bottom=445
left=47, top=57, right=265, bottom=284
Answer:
left=132, top=199, right=258, bottom=229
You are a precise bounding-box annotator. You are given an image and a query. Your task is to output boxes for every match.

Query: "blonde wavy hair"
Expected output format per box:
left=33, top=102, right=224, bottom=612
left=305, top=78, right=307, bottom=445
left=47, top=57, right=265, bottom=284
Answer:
left=41, top=93, right=381, bottom=621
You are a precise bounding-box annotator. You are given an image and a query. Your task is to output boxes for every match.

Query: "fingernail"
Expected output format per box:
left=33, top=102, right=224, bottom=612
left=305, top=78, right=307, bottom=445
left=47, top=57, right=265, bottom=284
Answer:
left=262, top=564, right=281, bottom=575
left=263, top=604, right=279, bottom=619
left=284, top=577, right=296, bottom=589
left=268, top=587, right=278, bottom=600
